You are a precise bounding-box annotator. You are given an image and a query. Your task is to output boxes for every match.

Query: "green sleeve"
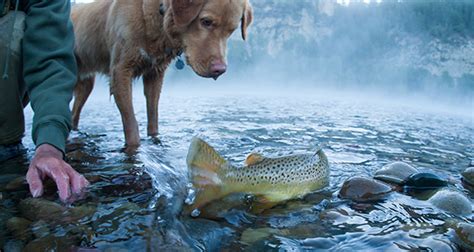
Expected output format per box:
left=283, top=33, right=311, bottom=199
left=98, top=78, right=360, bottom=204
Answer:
left=22, top=0, right=77, bottom=153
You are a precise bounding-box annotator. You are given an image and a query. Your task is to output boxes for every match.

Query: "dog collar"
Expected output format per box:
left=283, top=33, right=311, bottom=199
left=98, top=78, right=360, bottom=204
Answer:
left=159, top=3, right=166, bottom=16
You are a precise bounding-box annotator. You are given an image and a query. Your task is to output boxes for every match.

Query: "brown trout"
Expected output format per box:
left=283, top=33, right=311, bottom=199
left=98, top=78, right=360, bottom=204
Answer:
left=186, top=137, right=330, bottom=211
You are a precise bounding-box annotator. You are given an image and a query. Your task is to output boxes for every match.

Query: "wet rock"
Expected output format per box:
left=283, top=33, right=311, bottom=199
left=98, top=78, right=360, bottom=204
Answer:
left=18, top=198, right=65, bottom=222
left=17, top=199, right=95, bottom=226
left=403, top=172, right=447, bottom=190
left=85, top=174, right=102, bottom=183
left=90, top=202, right=140, bottom=234
left=68, top=204, right=97, bottom=221
left=71, top=246, right=101, bottom=252
left=103, top=248, right=130, bottom=252
left=3, top=239, right=24, bottom=252
left=23, top=234, right=80, bottom=252
left=374, top=162, right=418, bottom=185
left=404, top=188, right=438, bottom=201
left=428, top=190, right=472, bottom=215
left=339, top=177, right=392, bottom=202
left=268, top=210, right=319, bottom=229
left=6, top=217, right=32, bottom=241
left=240, top=228, right=283, bottom=245
left=455, top=222, right=474, bottom=249
left=0, top=208, right=13, bottom=248
left=319, top=209, right=351, bottom=224
left=5, top=176, right=27, bottom=191
left=0, top=174, right=23, bottom=191
left=5, top=176, right=61, bottom=195
left=65, top=141, right=85, bottom=153
left=30, top=220, right=51, bottom=239
left=66, top=150, right=102, bottom=163
left=462, top=167, right=474, bottom=186
left=101, top=173, right=152, bottom=197
left=182, top=218, right=234, bottom=251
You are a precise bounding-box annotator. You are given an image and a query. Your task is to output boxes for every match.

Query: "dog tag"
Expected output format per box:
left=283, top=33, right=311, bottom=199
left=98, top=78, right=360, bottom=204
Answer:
left=175, top=58, right=185, bottom=70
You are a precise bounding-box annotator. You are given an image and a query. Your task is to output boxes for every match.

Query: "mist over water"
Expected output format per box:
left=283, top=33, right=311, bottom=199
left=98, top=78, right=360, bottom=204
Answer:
left=154, top=0, right=473, bottom=114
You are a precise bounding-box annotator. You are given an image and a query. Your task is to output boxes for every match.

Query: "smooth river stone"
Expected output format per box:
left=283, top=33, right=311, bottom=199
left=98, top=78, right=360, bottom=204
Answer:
left=428, top=190, right=472, bottom=215
left=403, top=172, right=447, bottom=189
left=455, top=222, right=474, bottom=249
left=18, top=198, right=96, bottom=225
left=240, top=228, right=282, bottom=245
left=6, top=217, right=32, bottom=241
left=5, top=176, right=27, bottom=191
left=462, top=167, right=474, bottom=186
left=374, top=162, right=418, bottom=185
left=339, top=177, right=392, bottom=202
left=23, top=234, right=80, bottom=252
left=18, top=198, right=65, bottom=222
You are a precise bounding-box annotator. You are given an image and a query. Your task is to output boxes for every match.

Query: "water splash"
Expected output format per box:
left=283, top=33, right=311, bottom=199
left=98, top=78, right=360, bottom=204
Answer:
left=191, top=209, right=201, bottom=218
left=185, top=183, right=196, bottom=205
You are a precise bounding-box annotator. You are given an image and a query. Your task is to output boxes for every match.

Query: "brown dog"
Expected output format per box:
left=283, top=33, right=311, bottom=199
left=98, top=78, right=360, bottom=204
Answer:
left=71, top=0, right=253, bottom=147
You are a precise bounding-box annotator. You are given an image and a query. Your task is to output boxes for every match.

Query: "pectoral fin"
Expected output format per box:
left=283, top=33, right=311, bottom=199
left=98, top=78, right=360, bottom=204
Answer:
left=245, top=153, right=265, bottom=166
left=249, top=193, right=292, bottom=214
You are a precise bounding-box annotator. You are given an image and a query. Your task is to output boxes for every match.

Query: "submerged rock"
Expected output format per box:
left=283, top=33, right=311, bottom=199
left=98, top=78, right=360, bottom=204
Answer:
left=30, top=220, right=50, bottom=239
left=462, top=167, right=474, bottom=186
left=18, top=198, right=96, bottom=224
left=339, top=177, right=392, bottom=202
left=6, top=217, right=32, bottom=241
left=240, top=228, right=283, bottom=245
left=3, top=239, right=24, bottom=252
left=5, top=176, right=62, bottom=195
left=455, top=222, right=474, bottom=249
left=5, top=176, right=27, bottom=191
left=404, top=188, right=438, bottom=201
left=403, top=172, right=447, bottom=190
left=428, top=190, right=472, bottom=215
left=18, top=198, right=65, bottom=222
left=374, top=162, right=418, bottom=185
left=23, top=234, right=80, bottom=252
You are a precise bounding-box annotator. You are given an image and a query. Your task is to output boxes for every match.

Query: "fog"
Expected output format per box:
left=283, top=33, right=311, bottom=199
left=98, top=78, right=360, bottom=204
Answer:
left=87, top=0, right=473, bottom=116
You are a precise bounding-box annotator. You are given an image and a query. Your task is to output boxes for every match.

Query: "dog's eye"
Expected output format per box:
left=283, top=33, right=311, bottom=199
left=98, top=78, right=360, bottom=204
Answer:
left=201, top=18, right=213, bottom=28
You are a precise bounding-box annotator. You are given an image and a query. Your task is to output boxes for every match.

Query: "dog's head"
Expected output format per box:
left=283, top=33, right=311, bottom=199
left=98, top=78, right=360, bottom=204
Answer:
left=164, top=0, right=253, bottom=80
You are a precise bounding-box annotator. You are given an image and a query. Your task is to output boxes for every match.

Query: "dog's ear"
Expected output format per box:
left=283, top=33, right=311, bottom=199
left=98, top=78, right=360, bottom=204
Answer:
left=241, top=1, right=253, bottom=41
left=171, top=0, right=205, bottom=28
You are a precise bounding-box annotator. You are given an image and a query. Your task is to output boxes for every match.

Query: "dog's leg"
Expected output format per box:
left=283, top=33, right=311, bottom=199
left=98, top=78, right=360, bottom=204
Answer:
left=111, top=67, right=140, bottom=147
left=143, top=71, right=164, bottom=138
left=72, top=76, right=95, bottom=130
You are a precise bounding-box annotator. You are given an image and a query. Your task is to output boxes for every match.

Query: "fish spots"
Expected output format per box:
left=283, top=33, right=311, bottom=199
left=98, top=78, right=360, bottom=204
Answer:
left=227, top=152, right=329, bottom=187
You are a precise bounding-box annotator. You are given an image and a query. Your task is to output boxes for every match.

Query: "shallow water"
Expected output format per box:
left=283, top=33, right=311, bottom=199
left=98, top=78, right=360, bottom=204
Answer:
left=0, top=88, right=473, bottom=251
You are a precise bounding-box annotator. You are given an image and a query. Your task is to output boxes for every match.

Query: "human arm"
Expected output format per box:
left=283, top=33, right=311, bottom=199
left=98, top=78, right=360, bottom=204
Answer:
left=22, top=0, right=89, bottom=201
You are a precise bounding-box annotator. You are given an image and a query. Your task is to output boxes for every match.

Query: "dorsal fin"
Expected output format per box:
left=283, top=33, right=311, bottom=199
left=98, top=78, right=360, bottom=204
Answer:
left=245, top=153, right=265, bottom=166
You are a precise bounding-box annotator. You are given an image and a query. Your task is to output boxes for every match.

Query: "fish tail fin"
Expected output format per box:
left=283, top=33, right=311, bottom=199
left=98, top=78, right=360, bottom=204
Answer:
left=186, top=137, right=229, bottom=210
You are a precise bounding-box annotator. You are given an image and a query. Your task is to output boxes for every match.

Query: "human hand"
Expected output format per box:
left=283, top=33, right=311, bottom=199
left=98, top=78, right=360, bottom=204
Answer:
left=26, top=144, right=89, bottom=202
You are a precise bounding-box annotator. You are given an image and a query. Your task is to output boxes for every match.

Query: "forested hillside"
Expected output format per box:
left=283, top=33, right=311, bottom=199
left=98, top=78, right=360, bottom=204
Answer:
left=221, top=0, right=474, bottom=98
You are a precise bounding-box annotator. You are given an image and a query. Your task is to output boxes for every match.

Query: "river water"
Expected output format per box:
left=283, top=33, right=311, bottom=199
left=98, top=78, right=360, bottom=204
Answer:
left=0, top=85, right=472, bottom=251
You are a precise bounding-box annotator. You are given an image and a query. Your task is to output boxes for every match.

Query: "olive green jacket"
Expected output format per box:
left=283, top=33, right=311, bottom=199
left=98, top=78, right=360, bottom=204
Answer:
left=1, top=0, right=77, bottom=153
